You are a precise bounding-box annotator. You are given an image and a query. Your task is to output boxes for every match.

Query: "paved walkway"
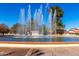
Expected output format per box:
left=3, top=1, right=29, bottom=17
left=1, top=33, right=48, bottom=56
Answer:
left=0, top=43, right=79, bottom=56
left=0, top=46, right=79, bottom=56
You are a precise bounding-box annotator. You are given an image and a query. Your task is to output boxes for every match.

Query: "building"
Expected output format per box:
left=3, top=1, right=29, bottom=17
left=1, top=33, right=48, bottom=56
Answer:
left=68, top=28, right=79, bottom=34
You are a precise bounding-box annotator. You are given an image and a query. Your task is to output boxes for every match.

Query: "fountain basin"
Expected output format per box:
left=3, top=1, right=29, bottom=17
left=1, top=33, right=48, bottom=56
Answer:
left=0, top=35, right=79, bottom=43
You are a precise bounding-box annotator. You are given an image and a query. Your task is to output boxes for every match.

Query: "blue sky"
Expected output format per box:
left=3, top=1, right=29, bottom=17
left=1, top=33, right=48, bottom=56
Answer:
left=0, top=3, right=79, bottom=30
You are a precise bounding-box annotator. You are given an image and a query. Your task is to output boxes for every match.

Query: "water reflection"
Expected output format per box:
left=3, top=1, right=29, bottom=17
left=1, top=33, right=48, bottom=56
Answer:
left=53, top=37, right=64, bottom=42
left=0, top=36, right=79, bottom=42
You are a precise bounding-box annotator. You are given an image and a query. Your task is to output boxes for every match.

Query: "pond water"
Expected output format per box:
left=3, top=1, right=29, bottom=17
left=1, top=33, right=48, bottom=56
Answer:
left=0, top=35, right=79, bottom=42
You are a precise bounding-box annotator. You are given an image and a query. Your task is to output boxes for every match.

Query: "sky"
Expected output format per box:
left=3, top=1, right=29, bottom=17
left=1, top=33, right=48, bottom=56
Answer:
left=0, top=3, right=79, bottom=30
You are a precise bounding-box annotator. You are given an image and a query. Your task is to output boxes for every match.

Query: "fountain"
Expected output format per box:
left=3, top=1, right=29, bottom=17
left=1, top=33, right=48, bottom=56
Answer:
left=37, top=5, right=44, bottom=36
left=52, top=9, right=57, bottom=34
left=26, top=5, right=32, bottom=36
left=49, top=9, right=57, bottom=35
left=15, top=8, right=26, bottom=38
left=33, top=9, right=40, bottom=36
left=1, top=4, right=79, bottom=43
left=15, top=4, right=57, bottom=38
left=48, top=9, right=52, bottom=35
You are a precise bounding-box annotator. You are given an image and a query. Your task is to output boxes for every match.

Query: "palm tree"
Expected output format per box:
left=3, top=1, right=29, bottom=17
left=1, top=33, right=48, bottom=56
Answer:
left=50, top=6, right=64, bottom=34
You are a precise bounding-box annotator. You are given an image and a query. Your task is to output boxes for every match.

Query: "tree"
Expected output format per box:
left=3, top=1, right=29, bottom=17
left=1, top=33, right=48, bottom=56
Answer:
left=30, top=17, right=35, bottom=31
left=50, top=6, right=64, bottom=34
left=10, top=23, right=21, bottom=34
left=27, top=17, right=36, bottom=32
left=42, top=24, right=48, bottom=35
left=39, top=24, right=48, bottom=35
left=0, top=24, right=10, bottom=35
